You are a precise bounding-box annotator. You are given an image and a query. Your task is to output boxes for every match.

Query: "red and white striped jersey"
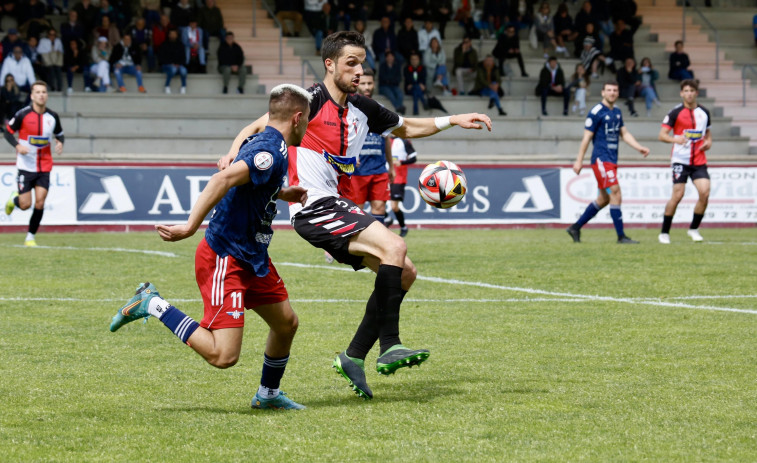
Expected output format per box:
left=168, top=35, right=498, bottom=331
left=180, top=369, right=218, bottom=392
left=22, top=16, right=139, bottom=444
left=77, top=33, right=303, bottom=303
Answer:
left=288, top=83, right=403, bottom=217
left=661, top=103, right=711, bottom=166
left=7, top=106, right=63, bottom=173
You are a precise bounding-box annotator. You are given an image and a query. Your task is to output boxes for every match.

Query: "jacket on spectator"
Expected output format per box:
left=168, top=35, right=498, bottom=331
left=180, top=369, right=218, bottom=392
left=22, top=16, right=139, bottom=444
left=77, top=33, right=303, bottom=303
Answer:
left=535, top=62, right=565, bottom=94
left=91, top=43, right=112, bottom=65
left=0, top=56, right=37, bottom=87
left=471, top=61, right=503, bottom=95
left=492, top=33, right=520, bottom=61
left=217, top=40, right=244, bottom=67
left=403, top=62, right=426, bottom=94
left=668, top=51, right=690, bottom=79
left=38, top=37, right=65, bottom=67
left=396, top=25, right=419, bottom=60
left=378, top=59, right=402, bottom=87
left=198, top=4, right=224, bottom=36
left=110, top=41, right=143, bottom=67
left=158, top=38, right=185, bottom=66
left=61, top=21, right=86, bottom=49
left=64, top=43, right=89, bottom=70
left=372, top=25, right=397, bottom=57
left=453, top=44, right=478, bottom=73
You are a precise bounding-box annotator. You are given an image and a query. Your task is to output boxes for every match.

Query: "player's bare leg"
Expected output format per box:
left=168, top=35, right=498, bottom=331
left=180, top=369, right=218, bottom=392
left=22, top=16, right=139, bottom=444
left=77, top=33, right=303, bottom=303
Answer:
left=687, top=178, right=710, bottom=241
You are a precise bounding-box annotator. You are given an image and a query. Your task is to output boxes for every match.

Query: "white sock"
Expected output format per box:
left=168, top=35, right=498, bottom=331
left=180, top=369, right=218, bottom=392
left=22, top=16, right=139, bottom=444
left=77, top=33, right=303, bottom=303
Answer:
left=257, top=385, right=279, bottom=399
left=26, top=232, right=34, bottom=241
left=147, top=296, right=171, bottom=319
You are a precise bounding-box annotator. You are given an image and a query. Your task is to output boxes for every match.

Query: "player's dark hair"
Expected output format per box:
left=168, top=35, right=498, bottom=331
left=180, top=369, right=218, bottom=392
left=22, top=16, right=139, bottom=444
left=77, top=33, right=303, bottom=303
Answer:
left=680, top=79, right=698, bottom=91
left=268, top=84, right=311, bottom=120
left=31, top=80, right=48, bottom=91
left=321, top=31, right=365, bottom=66
left=602, top=80, right=619, bottom=90
left=362, top=67, right=375, bottom=78
left=674, top=40, right=683, bottom=47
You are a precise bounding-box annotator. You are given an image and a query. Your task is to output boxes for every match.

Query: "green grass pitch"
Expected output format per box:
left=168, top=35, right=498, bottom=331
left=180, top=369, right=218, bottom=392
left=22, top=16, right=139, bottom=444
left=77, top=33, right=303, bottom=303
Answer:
left=1, top=228, right=756, bottom=461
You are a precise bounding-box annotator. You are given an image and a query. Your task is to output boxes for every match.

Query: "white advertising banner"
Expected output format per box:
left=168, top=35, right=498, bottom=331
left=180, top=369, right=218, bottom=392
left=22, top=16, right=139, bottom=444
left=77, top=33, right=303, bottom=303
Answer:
left=0, top=166, right=78, bottom=226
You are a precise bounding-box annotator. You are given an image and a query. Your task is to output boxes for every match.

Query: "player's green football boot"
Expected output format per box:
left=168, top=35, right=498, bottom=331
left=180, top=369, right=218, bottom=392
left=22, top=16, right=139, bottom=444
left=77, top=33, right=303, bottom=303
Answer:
left=376, top=345, right=430, bottom=375
left=5, top=191, right=18, bottom=215
left=251, top=391, right=306, bottom=410
left=110, top=282, right=160, bottom=332
left=333, top=352, right=373, bottom=399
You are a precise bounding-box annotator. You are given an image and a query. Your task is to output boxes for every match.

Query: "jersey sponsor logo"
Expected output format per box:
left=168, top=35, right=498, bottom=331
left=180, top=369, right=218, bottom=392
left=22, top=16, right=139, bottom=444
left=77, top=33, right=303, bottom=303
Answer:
left=322, top=150, right=357, bottom=176
left=683, top=129, right=703, bottom=141
left=28, top=135, right=50, bottom=147
left=254, top=152, right=274, bottom=170
left=226, top=310, right=244, bottom=319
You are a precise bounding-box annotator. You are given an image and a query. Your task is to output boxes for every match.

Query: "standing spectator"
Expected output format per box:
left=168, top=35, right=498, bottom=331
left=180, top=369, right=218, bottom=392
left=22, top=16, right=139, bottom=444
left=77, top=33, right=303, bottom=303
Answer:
left=608, top=18, right=634, bottom=71
left=617, top=57, right=640, bottom=117
left=396, top=17, right=418, bottom=64
left=198, top=0, right=224, bottom=51
left=535, top=55, right=570, bottom=116
left=141, top=0, right=161, bottom=28
left=274, top=0, right=303, bottom=37
left=471, top=54, right=507, bottom=116
left=534, top=2, right=558, bottom=59
left=89, top=36, right=112, bottom=92
left=159, top=28, right=187, bottom=94
left=64, top=38, right=91, bottom=93
left=0, top=46, right=36, bottom=94
left=152, top=14, right=171, bottom=56
left=638, top=57, right=660, bottom=116
left=128, top=17, right=154, bottom=71
left=453, top=35, right=478, bottom=95
left=372, top=15, right=397, bottom=65
left=424, top=37, right=449, bottom=93
left=403, top=51, right=426, bottom=116
left=417, top=19, right=441, bottom=55
left=38, top=28, right=64, bottom=92
left=27, top=36, right=43, bottom=81
left=73, top=0, right=98, bottom=39
left=0, top=74, right=24, bottom=121
left=553, top=2, right=577, bottom=57
left=110, top=34, right=145, bottom=93
left=171, top=0, right=194, bottom=29
left=217, top=31, right=245, bottom=94
left=430, top=0, right=452, bottom=39
left=183, top=18, right=206, bottom=73
left=60, top=10, right=85, bottom=52
left=579, top=35, right=605, bottom=79
left=303, top=0, right=327, bottom=38
left=313, top=3, right=338, bottom=57
left=377, top=50, right=404, bottom=113
left=2, top=28, right=29, bottom=60
left=568, top=62, right=590, bottom=115
left=668, top=40, right=693, bottom=81
left=492, top=24, right=529, bottom=78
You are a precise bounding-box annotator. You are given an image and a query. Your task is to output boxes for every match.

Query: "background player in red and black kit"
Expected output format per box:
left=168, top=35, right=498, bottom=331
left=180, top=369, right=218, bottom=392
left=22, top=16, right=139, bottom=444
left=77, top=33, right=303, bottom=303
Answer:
left=385, top=135, right=417, bottom=237
left=4, top=81, right=64, bottom=247
left=657, top=79, right=712, bottom=244
left=220, top=31, right=492, bottom=400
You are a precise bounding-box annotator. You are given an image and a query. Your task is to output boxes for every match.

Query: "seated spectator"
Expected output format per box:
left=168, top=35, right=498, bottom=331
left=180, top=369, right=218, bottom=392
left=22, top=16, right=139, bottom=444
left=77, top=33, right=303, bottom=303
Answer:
left=152, top=14, right=172, bottom=58
left=96, top=0, right=117, bottom=26
left=508, top=0, right=535, bottom=31
left=183, top=18, right=206, bottom=73
left=535, top=55, right=570, bottom=116
left=579, top=36, right=605, bottom=79
left=534, top=2, right=559, bottom=59
left=27, top=36, right=43, bottom=81
left=141, top=0, right=161, bottom=28
left=2, top=28, right=29, bottom=60
left=171, top=0, right=194, bottom=29
left=430, top=0, right=452, bottom=39
left=403, top=51, right=427, bottom=116
left=110, top=34, right=145, bottom=93
left=73, top=0, right=98, bottom=35
left=492, top=24, right=529, bottom=78
left=89, top=36, right=112, bottom=92
left=401, top=0, right=426, bottom=21
left=417, top=19, right=441, bottom=55
left=553, top=2, right=577, bottom=57
left=60, top=10, right=85, bottom=51
left=638, top=56, right=661, bottom=116
left=198, top=0, right=225, bottom=50
left=38, top=28, right=64, bottom=92
left=0, top=46, right=35, bottom=94
left=304, top=0, right=328, bottom=38
left=608, top=18, right=634, bottom=71
left=64, top=38, right=91, bottom=93
left=93, top=15, right=121, bottom=47
left=396, top=17, right=418, bottom=64
left=617, top=57, right=640, bottom=116
left=424, top=37, right=450, bottom=94
left=574, top=1, right=601, bottom=43
left=378, top=50, right=404, bottom=114
left=313, top=2, right=338, bottom=57
left=128, top=17, right=154, bottom=71
left=217, top=31, right=246, bottom=94
left=159, top=28, right=187, bottom=94
left=568, top=63, right=590, bottom=115
left=354, top=19, right=374, bottom=68
left=453, top=35, right=478, bottom=95
left=0, top=74, right=24, bottom=122
left=482, top=0, right=508, bottom=39
left=275, top=0, right=303, bottom=37
left=372, top=15, right=398, bottom=65
left=17, top=0, right=49, bottom=39
left=668, top=40, right=694, bottom=81
left=574, top=21, right=601, bottom=58
left=470, top=54, right=506, bottom=116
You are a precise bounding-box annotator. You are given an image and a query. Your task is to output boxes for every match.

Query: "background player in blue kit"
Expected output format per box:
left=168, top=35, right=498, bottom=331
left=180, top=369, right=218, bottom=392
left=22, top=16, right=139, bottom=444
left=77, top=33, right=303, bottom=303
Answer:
left=567, top=81, right=650, bottom=244
left=109, top=84, right=311, bottom=410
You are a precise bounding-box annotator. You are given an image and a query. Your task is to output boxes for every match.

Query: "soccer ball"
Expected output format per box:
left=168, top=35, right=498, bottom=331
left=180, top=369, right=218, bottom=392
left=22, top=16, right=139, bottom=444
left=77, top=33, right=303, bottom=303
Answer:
left=418, top=161, right=467, bottom=208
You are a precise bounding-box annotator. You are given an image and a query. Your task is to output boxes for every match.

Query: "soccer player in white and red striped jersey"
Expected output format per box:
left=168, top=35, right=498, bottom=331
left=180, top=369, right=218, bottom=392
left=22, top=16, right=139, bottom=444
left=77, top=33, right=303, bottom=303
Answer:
left=220, top=31, right=492, bottom=400
left=657, top=79, right=712, bottom=244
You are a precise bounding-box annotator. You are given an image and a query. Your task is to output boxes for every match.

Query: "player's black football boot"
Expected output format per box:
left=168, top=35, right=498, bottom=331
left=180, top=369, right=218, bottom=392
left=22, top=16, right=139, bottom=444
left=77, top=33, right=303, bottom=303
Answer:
left=376, top=345, right=430, bottom=375
left=617, top=235, right=640, bottom=244
left=566, top=225, right=581, bottom=243
left=333, top=352, right=373, bottom=399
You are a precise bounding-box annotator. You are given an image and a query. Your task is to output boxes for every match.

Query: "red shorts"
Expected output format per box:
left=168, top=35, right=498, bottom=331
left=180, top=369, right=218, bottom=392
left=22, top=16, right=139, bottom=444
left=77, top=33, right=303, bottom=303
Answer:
left=591, top=161, right=619, bottom=191
left=349, top=173, right=390, bottom=205
left=194, top=238, right=288, bottom=330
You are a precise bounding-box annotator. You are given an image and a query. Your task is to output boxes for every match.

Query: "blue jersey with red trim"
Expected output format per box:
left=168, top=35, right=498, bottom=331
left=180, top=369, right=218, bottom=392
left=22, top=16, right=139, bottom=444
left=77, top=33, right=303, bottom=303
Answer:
left=354, top=132, right=388, bottom=176
left=585, top=102, right=624, bottom=164
left=204, top=126, right=288, bottom=277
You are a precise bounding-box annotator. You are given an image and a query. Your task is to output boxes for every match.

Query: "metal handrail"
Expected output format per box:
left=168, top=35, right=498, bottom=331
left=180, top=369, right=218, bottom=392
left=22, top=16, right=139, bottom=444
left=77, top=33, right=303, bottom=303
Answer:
left=301, top=59, right=321, bottom=88
left=252, top=0, right=256, bottom=37
left=259, top=0, right=283, bottom=74
left=742, top=65, right=757, bottom=107
left=682, top=1, right=720, bottom=79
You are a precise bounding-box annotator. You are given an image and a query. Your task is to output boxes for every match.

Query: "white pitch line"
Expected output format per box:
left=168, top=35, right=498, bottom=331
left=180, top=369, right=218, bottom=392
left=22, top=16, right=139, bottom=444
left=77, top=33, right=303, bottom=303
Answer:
left=0, top=296, right=591, bottom=304
left=4, top=244, right=180, bottom=258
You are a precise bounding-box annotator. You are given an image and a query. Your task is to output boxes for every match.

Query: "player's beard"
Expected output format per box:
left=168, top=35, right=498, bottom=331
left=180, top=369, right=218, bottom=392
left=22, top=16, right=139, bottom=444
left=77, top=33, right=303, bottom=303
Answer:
left=335, top=74, right=359, bottom=94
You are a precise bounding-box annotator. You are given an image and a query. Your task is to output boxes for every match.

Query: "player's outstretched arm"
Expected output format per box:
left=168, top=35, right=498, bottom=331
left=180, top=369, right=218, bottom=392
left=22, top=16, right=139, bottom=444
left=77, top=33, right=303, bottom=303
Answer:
left=218, top=113, right=270, bottom=170
left=620, top=127, right=650, bottom=157
left=573, top=129, right=594, bottom=174
left=392, top=113, right=493, bottom=139
left=156, top=161, right=251, bottom=241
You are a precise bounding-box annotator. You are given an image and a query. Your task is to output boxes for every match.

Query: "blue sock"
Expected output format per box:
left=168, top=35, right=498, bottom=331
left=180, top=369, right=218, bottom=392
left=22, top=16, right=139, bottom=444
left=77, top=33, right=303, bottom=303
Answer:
left=574, top=201, right=600, bottom=228
left=259, top=354, right=289, bottom=398
left=610, top=205, right=625, bottom=238
left=159, top=306, right=200, bottom=344
left=371, top=213, right=386, bottom=223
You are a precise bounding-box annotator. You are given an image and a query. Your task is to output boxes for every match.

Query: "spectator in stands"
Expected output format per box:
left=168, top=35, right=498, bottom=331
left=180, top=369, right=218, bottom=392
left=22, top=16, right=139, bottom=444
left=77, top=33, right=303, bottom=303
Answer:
left=617, top=57, right=640, bottom=117
left=424, top=37, right=450, bottom=95
left=457, top=6, right=480, bottom=40
left=60, top=10, right=85, bottom=53
left=470, top=54, right=506, bottom=116
left=453, top=35, right=477, bottom=95
left=304, top=0, right=327, bottom=39
left=141, top=0, right=161, bottom=28
left=590, top=0, right=613, bottom=38
left=668, top=40, right=693, bottom=81
left=64, top=38, right=90, bottom=93
left=0, top=74, right=24, bottom=121
left=183, top=18, right=206, bottom=73
left=96, top=0, right=117, bottom=25
left=481, top=0, right=508, bottom=39
left=535, top=55, right=570, bottom=116
left=378, top=50, right=405, bottom=114
left=198, top=0, right=225, bottom=50
left=372, top=15, right=398, bottom=65
left=217, top=30, right=246, bottom=94
left=27, top=36, right=43, bottom=80
left=159, top=28, right=187, bottom=94
left=574, top=1, right=600, bottom=43
left=608, top=18, right=634, bottom=71
left=509, top=0, right=535, bottom=31
left=17, top=0, right=48, bottom=39
left=109, top=0, right=131, bottom=30
left=534, top=2, right=559, bottom=59
left=111, top=34, right=145, bottom=93
left=492, top=24, right=529, bottom=78
left=89, top=36, right=112, bottom=92
left=2, top=28, right=29, bottom=60
left=312, top=2, right=337, bottom=57
left=38, top=28, right=64, bottom=92
left=638, top=56, right=661, bottom=116
left=403, top=51, right=426, bottom=115
left=129, top=17, right=154, bottom=71
left=0, top=46, right=35, bottom=95
left=1, top=1, right=19, bottom=33
left=354, top=18, right=374, bottom=68
left=430, top=0, right=452, bottom=39
left=371, top=0, right=397, bottom=26
left=152, top=14, right=171, bottom=56
left=568, top=62, right=590, bottom=115
left=343, top=0, right=368, bottom=30
left=396, top=17, right=418, bottom=64
left=171, top=0, right=194, bottom=29
left=553, top=3, right=577, bottom=58
left=574, top=20, right=601, bottom=59
left=579, top=36, right=605, bottom=79
left=93, top=15, right=120, bottom=47
left=274, top=0, right=303, bottom=37
left=400, top=0, right=426, bottom=21
left=74, top=0, right=98, bottom=38
left=417, top=19, right=441, bottom=55
left=611, top=0, right=640, bottom=35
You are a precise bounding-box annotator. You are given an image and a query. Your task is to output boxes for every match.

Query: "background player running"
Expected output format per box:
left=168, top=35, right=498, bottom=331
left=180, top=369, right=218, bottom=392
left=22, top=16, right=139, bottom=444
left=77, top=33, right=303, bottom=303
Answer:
left=384, top=136, right=417, bottom=237
left=110, top=84, right=310, bottom=410
left=4, top=81, right=63, bottom=247
left=219, top=31, right=492, bottom=400
left=657, top=79, right=712, bottom=244
left=567, top=80, right=650, bottom=244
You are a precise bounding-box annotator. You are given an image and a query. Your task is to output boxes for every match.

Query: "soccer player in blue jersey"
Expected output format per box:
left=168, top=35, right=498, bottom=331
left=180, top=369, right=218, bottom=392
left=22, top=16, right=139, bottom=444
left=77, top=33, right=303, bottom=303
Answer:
left=567, top=80, right=650, bottom=244
left=109, top=84, right=311, bottom=410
